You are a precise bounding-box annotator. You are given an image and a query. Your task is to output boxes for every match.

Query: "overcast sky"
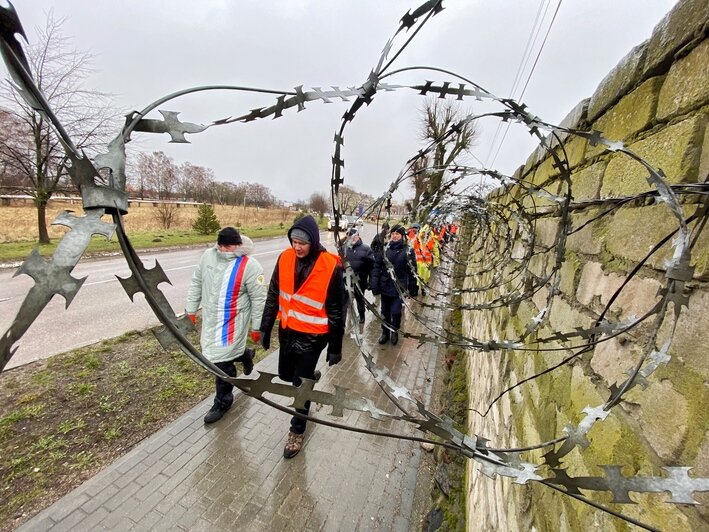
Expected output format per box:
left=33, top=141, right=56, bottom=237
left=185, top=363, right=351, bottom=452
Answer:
left=5, top=0, right=677, bottom=203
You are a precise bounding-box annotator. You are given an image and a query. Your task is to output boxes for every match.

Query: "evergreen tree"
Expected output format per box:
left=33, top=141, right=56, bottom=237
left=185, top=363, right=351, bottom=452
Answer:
left=192, top=204, right=221, bottom=235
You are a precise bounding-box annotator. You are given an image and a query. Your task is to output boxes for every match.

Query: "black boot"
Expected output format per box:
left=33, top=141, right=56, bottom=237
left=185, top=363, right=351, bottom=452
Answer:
left=204, top=402, right=231, bottom=424
left=378, top=330, right=390, bottom=345
left=390, top=313, right=401, bottom=345
left=359, top=313, right=365, bottom=324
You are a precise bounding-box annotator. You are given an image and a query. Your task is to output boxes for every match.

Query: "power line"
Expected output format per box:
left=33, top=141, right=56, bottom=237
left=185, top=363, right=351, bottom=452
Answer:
left=483, top=0, right=550, bottom=167
left=488, top=0, right=564, bottom=170
left=517, top=0, right=564, bottom=102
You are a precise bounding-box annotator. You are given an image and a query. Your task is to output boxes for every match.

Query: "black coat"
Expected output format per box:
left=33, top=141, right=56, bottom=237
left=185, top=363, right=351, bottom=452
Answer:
left=370, top=239, right=418, bottom=298
left=370, top=230, right=388, bottom=258
left=342, top=238, right=374, bottom=288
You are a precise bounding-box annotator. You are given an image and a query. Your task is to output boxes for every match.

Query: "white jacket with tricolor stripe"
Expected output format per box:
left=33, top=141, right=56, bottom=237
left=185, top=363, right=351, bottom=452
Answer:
left=185, top=235, right=266, bottom=363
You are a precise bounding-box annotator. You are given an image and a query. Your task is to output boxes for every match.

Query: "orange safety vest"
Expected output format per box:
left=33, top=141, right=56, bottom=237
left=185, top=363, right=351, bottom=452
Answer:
left=277, top=248, right=339, bottom=334
left=438, top=226, right=446, bottom=241
left=407, top=227, right=417, bottom=240
left=413, top=238, right=433, bottom=263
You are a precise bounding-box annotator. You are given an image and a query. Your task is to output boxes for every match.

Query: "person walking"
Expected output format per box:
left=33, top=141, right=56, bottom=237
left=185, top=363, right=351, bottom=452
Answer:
left=429, top=225, right=441, bottom=269
left=413, top=224, right=435, bottom=294
left=370, top=221, right=390, bottom=258
left=341, top=228, right=374, bottom=324
left=186, top=227, right=266, bottom=424
left=259, top=215, right=345, bottom=459
left=407, top=223, right=420, bottom=242
left=369, top=224, right=418, bottom=346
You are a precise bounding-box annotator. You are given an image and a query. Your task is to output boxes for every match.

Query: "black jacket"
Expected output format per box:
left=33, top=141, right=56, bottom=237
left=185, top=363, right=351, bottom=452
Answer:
left=259, top=215, right=345, bottom=356
left=370, top=238, right=418, bottom=298
left=370, top=230, right=389, bottom=258
left=342, top=238, right=374, bottom=288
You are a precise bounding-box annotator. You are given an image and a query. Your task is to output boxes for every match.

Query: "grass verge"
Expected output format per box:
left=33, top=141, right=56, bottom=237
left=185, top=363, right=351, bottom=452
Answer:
left=424, top=237, right=469, bottom=531
left=425, top=309, right=468, bottom=531
left=0, top=218, right=329, bottom=263
left=0, top=226, right=283, bottom=263
left=0, top=326, right=275, bottom=531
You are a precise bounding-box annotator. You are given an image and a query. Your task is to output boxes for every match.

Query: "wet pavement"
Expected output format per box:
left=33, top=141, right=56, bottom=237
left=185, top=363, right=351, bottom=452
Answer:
left=20, top=301, right=443, bottom=531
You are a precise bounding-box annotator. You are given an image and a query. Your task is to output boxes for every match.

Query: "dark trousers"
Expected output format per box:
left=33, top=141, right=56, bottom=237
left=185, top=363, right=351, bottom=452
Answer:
left=344, top=281, right=367, bottom=322
left=285, top=348, right=321, bottom=435
left=380, top=293, right=403, bottom=334
left=213, top=359, right=237, bottom=410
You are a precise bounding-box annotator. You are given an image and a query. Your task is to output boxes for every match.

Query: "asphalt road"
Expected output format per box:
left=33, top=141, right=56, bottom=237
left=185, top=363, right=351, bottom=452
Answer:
left=0, top=224, right=378, bottom=369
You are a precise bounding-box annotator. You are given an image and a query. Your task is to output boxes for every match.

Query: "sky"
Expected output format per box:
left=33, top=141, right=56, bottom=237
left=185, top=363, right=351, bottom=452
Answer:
left=3, top=0, right=678, bottom=203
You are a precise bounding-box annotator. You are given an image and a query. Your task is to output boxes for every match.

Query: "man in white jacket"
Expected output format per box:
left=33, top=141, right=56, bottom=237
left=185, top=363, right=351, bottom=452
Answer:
left=186, top=227, right=266, bottom=423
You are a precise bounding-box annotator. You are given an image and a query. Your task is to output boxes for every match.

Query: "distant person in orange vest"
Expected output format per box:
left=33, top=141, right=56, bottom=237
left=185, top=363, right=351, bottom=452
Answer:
left=407, top=223, right=420, bottom=241
left=413, top=224, right=435, bottom=294
left=438, top=224, right=448, bottom=247
left=259, top=215, right=345, bottom=459
left=431, top=227, right=441, bottom=268
left=449, top=223, right=458, bottom=239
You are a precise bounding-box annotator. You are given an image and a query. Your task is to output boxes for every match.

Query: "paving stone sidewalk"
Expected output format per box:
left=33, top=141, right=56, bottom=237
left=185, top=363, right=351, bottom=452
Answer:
left=20, top=303, right=443, bottom=531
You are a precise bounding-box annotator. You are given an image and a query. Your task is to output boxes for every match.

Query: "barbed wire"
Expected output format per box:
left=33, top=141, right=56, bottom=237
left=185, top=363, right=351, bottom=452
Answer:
left=1, top=1, right=707, bottom=529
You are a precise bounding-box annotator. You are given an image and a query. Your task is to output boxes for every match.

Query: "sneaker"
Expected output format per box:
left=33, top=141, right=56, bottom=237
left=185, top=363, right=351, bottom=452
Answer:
left=238, top=348, right=255, bottom=376
left=378, top=331, right=390, bottom=345
left=203, top=403, right=230, bottom=424
left=283, top=431, right=304, bottom=459
left=390, top=332, right=399, bottom=346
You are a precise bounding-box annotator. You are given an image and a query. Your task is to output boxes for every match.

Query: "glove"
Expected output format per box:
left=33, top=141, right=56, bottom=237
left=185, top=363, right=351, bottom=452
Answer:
left=186, top=313, right=196, bottom=325
left=326, top=352, right=342, bottom=366
left=260, top=332, right=270, bottom=350
left=248, top=330, right=262, bottom=343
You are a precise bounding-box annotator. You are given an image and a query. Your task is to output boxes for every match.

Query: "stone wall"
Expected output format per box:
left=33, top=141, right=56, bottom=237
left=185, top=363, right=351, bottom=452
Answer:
left=463, top=0, right=708, bottom=529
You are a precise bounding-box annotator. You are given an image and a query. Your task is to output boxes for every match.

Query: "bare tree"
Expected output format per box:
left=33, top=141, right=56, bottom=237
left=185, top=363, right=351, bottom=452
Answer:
left=292, top=198, right=309, bottom=212
left=0, top=109, right=27, bottom=190
left=337, top=185, right=372, bottom=216
left=179, top=162, right=215, bottom=202
left=408, top=156, right=428, bottom=210
left=309, top=192, right=328, bottom=217
left=123, top=153, right=143, bottom=198
left=0, top=12, right=116, bottom=243
left=211, top=181, right=244, bottom=206
left=152, top=202, right=179, bottom=229
left=136, top=151, right=178, bottom=200
left=412, top=97, right=477, bottom=215
left=337, top=185, right=358, bottom=215
left=244, top=182, right=274, bottom=208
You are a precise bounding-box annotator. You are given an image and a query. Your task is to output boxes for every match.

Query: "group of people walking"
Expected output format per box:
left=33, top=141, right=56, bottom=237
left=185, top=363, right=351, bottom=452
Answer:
left=185, top=215, right=455, bottom=459
left=187, top=215, right=343, bottom=459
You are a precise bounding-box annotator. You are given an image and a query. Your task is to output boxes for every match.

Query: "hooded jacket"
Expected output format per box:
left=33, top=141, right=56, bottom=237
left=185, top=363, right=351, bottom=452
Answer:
left=260, top=215, right=345, bottom=358
left=186, top=235, right=266, bottom=363
left=340, top=235, right=374, bottom=288
left=370, top=237, right=418, bottom=298
left=370, top=228, right=389, bottom=258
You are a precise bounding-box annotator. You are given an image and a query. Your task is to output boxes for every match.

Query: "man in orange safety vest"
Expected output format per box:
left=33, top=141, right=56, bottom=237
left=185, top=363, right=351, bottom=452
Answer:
left=259, top=215, right=345, bottom=459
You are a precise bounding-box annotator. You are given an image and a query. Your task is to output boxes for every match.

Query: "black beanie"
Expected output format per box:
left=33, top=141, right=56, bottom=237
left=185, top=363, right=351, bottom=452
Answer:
left=390, top=224, right=406, bottom=237
left=217, top=227, right=242, bottom=246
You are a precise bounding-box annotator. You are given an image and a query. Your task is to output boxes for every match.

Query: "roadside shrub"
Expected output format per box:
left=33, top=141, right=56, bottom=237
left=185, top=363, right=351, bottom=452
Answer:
left=192, top=204, right=220, bottom=235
